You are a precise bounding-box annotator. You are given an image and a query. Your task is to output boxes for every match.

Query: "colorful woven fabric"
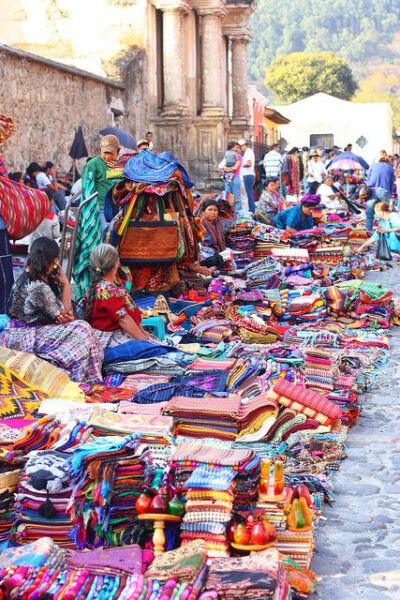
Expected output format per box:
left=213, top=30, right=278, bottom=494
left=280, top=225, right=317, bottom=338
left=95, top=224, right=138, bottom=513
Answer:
left=0, top=176, right=52, bottom=239
left=0, top=346, right=85, bottom=401
left=269, top=379, right=342, bottom=423
left=72, top=171, right=102, bottom=300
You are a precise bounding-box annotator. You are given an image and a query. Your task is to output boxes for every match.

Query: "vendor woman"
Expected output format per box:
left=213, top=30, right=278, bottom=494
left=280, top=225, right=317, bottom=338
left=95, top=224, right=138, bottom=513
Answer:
left=274, top=194, right=320, bottom=232
left=85, top=243, right=154, bottom=348
left=356, top=201, right=400, bottom=254
left=198, top=198, right=227, bottom=270
left=4, top=237, right=103, bottom=383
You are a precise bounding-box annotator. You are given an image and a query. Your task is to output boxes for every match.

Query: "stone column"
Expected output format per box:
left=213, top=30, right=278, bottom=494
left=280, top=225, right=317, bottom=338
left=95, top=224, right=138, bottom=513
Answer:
left=231, top=35, right=250, bottom=125
left=199, top=8, right=226, bottom=118
left=162, top=3, right=189, bottom=115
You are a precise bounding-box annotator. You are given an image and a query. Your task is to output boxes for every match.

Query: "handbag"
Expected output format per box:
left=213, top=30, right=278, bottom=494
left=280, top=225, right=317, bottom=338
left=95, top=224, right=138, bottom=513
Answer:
left=0, top=176, right=52, bottom=239
left=119, top=196, right=179, bottom=265
left=376, top=233, right=392, bottom=261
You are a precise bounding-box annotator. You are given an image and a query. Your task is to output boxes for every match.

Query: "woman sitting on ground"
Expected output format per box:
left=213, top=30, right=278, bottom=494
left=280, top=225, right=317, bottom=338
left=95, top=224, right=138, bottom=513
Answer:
left=274, top=194, right=320, bottom=233
left=3, top=236, right=103, bottom=383
left=356, top=201, right=400, bottom=254
left=198, top=198, right=228, bottom=270
left=257, top=177, right=281, bottom=222
left=85, top=243, right=154, bottom=348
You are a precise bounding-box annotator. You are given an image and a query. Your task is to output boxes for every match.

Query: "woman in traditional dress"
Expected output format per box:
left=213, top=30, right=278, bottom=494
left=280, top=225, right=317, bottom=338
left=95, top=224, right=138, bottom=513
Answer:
left=2, top=237, right=103, bottom=383
left=198, top=199, right=227, bottom=270
left=85, top=243, right=153, bottom=348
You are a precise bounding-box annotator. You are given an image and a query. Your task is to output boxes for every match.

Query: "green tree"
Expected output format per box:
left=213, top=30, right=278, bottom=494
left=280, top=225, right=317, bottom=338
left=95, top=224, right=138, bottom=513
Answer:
left=264, top=52, right=358, bottom=103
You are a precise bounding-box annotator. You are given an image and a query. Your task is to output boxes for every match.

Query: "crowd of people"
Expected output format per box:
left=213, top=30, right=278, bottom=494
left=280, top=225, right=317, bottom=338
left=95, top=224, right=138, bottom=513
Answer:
left=0, top=112, right=400, bottom=599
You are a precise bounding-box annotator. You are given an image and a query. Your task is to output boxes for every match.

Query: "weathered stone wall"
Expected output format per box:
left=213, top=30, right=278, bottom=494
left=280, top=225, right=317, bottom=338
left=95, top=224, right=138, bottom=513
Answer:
left=0, top=45, right=146, bottom=173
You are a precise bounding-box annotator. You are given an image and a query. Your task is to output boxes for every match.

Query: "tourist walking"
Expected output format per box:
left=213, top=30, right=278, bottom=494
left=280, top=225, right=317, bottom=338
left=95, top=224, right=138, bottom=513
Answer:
left=306, top=149, right=326, bottom=194
left=218, top=141, right=242, bottom=212
left=238, top=139, right=256, bottom=213
left=365, top=157, right=395, bottom=232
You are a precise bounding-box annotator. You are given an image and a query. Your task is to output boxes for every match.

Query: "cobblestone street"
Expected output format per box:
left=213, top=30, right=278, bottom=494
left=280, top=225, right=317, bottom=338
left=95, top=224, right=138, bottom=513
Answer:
left=312, top=266, right=400, bottom=599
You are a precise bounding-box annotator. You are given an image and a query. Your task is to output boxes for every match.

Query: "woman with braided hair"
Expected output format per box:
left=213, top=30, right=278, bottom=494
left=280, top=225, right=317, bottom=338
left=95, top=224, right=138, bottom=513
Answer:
left=85, top=243, right=151, bottom=348
left=3, top=237, right=103, bottom=383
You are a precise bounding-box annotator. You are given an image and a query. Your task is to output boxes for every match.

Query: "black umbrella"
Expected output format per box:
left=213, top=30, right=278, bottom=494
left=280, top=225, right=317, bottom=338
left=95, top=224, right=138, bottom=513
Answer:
left=99, top=127, right=137, bottom=150
left=69, top=126, right=88, bottom=159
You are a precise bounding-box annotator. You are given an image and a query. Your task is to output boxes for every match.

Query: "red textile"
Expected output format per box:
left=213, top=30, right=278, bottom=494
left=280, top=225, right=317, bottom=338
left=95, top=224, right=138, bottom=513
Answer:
left=89, top=280, right=141, bottom=331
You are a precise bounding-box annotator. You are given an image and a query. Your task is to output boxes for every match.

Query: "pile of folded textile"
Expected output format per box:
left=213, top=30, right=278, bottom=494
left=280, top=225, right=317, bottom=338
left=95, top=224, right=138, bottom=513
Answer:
left=181, top=465, right=235, bottom=556
left=145, top=540, right=209, bottom=596
left=244, top=256, right=282, bottom=288
left=268, top=378, right=342, bottom=430
left=309, top=245, right=343, bottom=267
left=271, top=247, right=310, bottom=268
left=276, top=529, right=315, bottom=568
left=286, top=292, right=327, bottom=323
left=14, top=449, right=75, bottom=547
left=0, top=539, right=211, bottom=600
left=226, top=221, right=256, bottom=268
left=88, top=410, right=174, bottom=446
left=204, top=547, right=289, bottom=599
left=165, top=394, right=241, bottom=441
left=166, top=391, right=278, bottom=442
left=168, top=442, right=260, bottom=513
left=303, top=347, right=334, bottom=394
left=0, top=536, right=68, bottom=569
left=0, top=467, right=21, bottom=543
left=68, top=434, right=152, bottom=549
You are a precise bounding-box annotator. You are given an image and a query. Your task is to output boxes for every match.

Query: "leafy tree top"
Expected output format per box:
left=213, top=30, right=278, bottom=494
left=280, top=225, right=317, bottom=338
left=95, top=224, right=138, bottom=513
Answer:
left=249, top=0, right=400, bottom=80
left=264, top=51, right=358, bottom=103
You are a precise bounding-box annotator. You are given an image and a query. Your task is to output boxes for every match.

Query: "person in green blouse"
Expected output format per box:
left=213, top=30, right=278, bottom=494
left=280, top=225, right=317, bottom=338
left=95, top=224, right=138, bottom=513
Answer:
left=81, top=134, right=120, bottom=231
left=73, top=134, right=121, bottom=300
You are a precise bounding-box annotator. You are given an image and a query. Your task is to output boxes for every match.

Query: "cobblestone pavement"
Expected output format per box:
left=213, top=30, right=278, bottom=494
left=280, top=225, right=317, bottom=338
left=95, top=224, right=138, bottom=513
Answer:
left=312, top=266, right=400, bottom=599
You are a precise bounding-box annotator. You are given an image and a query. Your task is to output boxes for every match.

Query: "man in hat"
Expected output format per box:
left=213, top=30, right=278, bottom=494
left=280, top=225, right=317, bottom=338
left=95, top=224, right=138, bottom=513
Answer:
left=274, top=194, right=320, bottom=232
left=73, top=134, right=121, bottom=300
left=137, top=139, right=150, bottom=153
left=81, top=134, right=120, bottom=230
left=306, top=149, right=326, bottom=194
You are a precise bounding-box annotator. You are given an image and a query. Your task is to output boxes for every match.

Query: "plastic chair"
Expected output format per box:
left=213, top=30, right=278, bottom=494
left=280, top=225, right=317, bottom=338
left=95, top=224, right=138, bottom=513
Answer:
left=0, top=315, right=10, bottom=331
left=141, top=316, right=166, bottom=340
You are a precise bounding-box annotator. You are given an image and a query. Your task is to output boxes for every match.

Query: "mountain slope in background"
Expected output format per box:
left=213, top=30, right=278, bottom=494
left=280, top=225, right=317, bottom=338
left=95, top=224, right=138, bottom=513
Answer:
left=249, top=0, right=400, bottom=82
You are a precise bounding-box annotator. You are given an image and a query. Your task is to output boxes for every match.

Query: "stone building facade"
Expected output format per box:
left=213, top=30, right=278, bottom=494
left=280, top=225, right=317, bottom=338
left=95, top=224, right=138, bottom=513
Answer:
left=0, top=44, right=142, bottom=173
left=0, top=0, right=254, bottom=186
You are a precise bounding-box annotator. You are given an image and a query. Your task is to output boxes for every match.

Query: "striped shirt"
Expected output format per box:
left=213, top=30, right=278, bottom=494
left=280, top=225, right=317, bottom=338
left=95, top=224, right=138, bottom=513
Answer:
left=263, top=150, right=283, bottom=177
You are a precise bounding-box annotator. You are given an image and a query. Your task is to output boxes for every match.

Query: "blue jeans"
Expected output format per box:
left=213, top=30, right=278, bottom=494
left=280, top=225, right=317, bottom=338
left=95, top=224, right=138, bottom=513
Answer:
left=225, top=176, right=241, bottom=212
left=243, top=175, right=255, bottom=213
left=53, top=190, right=66, bottom=211
left=366, top=187, right=391, bottom=232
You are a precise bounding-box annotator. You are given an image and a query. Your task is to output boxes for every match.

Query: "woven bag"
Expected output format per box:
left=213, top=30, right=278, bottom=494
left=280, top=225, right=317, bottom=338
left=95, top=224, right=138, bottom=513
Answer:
left=0, top=176, right=52, bottom=239
left=119, top=196, right=179, bottom=265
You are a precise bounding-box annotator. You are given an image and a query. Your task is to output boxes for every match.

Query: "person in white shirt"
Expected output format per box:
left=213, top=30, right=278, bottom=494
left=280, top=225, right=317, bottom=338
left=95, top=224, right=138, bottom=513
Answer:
left=262, top=143, right=283, bottom=178
left=318, top=174, right=345, bottom=211
left=238, top=139, right=256, bottom=213
left=36, top=161, right=66, bottom=211
left=306, top=149, right=326, bottom=193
